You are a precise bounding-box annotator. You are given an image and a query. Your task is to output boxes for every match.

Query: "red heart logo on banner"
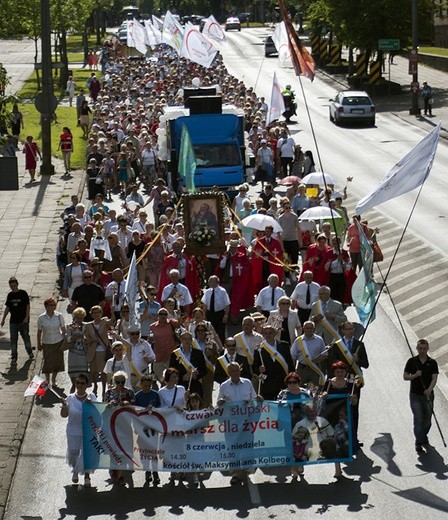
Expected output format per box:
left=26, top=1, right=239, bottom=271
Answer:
left=110, top=407, right=168, bottom=467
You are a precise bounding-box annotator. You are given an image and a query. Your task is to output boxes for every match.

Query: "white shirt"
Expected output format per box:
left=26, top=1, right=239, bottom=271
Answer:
left=128, top=340, right=155, bottom=373
left=234, top=331, right=263, bottom=359
left=161, top=283, right=193, bottom=307
left=37, top=312, right=65, bottom=344
left=278, top=137, right=295, bottom=158
left=132, top=220, right=147, bottom=233
left=117, top=227, right=133, bottom=251
left=217, top=377, right=256, bottom=403
left=255, top=286, right=286, bottom=311
left=201, top=286, right=231, bottom=312
left=291, top=281, right=320, bottom=310
left=158, top=385, right=186, bottom=407
left=105, top=280, right=126, bottom=311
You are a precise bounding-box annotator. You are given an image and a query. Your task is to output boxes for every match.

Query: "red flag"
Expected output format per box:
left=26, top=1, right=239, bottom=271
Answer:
left=24, top=375, right=48, bottom=397
left=278, top=0, right=315, bottom=81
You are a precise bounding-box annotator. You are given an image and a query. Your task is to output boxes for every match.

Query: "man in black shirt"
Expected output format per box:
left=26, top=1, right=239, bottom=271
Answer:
left=403, top=339, right=439, bottom=453
left=1, top=277, right=33, bottom=364
left=70, top=270, right=105, bottom=321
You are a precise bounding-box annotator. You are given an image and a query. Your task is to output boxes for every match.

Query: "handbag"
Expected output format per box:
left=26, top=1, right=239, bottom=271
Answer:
left=92, top=324, right=113, bottom=360
left=372, top=242, right=383, bottom=262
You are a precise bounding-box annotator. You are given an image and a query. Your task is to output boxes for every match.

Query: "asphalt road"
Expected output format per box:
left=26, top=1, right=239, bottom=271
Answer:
left=3, top=29, right=448, bottom=520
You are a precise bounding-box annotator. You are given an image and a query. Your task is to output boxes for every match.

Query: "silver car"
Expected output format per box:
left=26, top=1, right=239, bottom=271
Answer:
left=329, top=90, right=376, bottom=126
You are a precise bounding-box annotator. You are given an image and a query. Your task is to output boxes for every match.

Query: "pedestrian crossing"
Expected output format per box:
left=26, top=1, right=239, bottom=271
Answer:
left=359, top=209, right=448, bottom=373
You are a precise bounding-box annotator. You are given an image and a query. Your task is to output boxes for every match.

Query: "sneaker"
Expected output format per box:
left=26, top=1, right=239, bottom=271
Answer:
left=84, top=476, right=91, bottom=488
left=72, top=474, right=79, bottom=484
left=415, top=444, right=425, bottom=453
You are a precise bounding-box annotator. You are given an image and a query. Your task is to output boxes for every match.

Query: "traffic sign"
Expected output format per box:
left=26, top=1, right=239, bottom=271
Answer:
left=34, top=92, right=58, bottom=114
left=378, top=39, right=400, bottom=51
left=411, top=81, right=419, bottom=93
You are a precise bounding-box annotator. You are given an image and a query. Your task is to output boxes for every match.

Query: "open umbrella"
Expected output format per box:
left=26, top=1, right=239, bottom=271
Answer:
left=278, top=175, right=302, bottom=186
left=299, top=206, right=342, bottom=220
left=241, top=214, right=283, bottom=233
left=301, top=171, right=336, bottom=186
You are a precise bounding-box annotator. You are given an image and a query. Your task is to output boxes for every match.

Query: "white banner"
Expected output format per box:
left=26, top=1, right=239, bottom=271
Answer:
left=127, top=19, right=148, bottom=55
left=162, top=10, right=184, bottom=54
left=266, top=71, right=286, bottom=125
left=356, top=123, right=441, bottom=214
left=181, top=22, right=218, bottom=68
left=124, top=251, right=139, bottom=325
left=272, top=22, right=291, bottom=64
left=202, top=15, right=226, bottom=45
left=144, top=20, right=162, bottom=49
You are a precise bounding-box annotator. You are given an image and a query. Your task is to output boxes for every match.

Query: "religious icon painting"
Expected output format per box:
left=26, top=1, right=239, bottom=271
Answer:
left=182, top=192, right=226, bottom=255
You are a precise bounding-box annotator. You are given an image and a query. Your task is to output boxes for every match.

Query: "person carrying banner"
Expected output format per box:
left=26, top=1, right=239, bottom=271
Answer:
left=135, top=374, right=161, bottom=486
left=321, top=361, right=359, bottom=459
left=60, top=373, right=96, bottom=487
left=403, top=339, right=439, bottom=453
left=217, top=361, right=262, bottom=485
left=104, top=371, right=135, bottom=486
left=328, top=321, right=369, bottom=446
left=277, top=372, right=310, bottom=481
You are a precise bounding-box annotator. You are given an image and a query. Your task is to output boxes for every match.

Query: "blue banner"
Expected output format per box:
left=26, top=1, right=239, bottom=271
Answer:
left=82, top=396, right=352, bottom=472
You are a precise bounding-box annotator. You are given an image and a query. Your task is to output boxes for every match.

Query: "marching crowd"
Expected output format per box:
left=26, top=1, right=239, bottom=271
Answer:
left=2, top=37, right=439, bottom=491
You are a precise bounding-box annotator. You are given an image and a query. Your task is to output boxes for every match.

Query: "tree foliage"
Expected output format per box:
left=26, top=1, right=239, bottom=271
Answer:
left=307, top=0, right=436, bottom=49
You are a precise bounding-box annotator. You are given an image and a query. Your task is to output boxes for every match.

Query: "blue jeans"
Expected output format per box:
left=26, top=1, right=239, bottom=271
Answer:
left=410, top=393, right=433, bottom=445
left=9, top=322, right=33, bottom=361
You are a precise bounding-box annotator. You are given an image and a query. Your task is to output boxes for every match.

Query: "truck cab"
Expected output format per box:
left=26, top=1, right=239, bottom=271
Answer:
left=162, top=91, right=246, bottom=193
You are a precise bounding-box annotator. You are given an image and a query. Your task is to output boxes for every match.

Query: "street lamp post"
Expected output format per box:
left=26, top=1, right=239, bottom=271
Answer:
left=40, top=0, right=55, bottom=174
left=409, top=0, right=420, bottom=115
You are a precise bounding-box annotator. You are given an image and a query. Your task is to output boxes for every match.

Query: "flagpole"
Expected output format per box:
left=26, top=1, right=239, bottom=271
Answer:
left=359, top=178, right=428, bottom=340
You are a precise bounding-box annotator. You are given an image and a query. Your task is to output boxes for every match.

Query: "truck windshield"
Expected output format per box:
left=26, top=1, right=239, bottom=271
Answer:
left=193, top=144, right=241, bottom=168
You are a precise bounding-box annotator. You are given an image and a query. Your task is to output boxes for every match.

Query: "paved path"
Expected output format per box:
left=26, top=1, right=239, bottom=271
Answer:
left=1, top=36, right=448, bottom=519
left=0, top=38, right=85, bottom=518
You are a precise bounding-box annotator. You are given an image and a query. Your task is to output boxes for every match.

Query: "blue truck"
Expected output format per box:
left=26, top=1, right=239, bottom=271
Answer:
left=166, top=106, right=246, bottom=193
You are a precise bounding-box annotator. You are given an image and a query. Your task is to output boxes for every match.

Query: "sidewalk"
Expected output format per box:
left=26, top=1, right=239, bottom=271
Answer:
left=0, top=42, right=85, bottom=515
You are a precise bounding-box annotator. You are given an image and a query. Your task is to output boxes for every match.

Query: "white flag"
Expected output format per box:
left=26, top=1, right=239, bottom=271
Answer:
left=127, top=19, right=148, bottom=55
left=272, top=22, right=291, bottom=64
left=152, top=15, right=163, bottom=30
left=144, top=20, right=162, bottom=49
left=266, top=72, right=286, bottom=125
left=162, top=10, right=184, bottom=54
left=356, top=123, right=441, bottom=215
left=24, top=375, right=47, bottom=397
left=202, top=15, right=226, bottom=45
left=181, top=22, right=218, bottom=68
left=124, top=251, right=139, bottom=326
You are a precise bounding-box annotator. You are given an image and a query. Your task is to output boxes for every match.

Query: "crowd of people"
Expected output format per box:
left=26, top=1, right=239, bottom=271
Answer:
left=1, top=36, right=439, bottom=491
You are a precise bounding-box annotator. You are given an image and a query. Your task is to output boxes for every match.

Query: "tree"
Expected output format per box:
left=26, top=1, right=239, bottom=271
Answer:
left=307, top=0, right=436, bottom=50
